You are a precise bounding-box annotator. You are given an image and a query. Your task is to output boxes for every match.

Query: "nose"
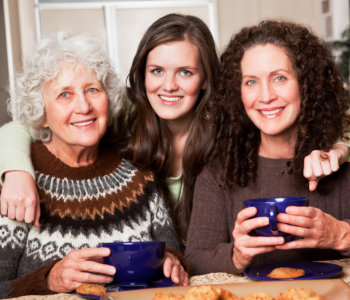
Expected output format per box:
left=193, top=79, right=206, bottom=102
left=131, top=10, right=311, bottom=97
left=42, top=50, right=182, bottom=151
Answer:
left=163, top=74, right=178, bottom=92
left=75, top=92, right=92, bottom=114
left=258, top=82, right=277, bottom=103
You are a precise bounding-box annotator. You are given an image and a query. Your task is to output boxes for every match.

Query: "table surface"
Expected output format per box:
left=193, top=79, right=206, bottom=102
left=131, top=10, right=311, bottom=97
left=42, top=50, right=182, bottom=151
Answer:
left=8, top=258, right=350, bottom=300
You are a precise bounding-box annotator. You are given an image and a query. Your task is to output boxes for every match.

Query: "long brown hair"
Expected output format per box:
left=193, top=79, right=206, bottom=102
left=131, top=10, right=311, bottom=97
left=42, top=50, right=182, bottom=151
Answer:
left=213, top=20, right=350, bottom=188
left=124, top=13, right=219, bottom=244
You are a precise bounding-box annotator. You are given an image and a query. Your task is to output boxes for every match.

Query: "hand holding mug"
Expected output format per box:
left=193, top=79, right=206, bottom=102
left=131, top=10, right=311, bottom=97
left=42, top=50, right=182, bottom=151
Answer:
left=243, top=196, right=309, bottom=241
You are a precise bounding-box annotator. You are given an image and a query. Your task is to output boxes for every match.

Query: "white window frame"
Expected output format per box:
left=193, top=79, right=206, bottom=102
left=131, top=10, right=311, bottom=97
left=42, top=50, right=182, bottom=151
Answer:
left=34, top=0, right=218, bottom=72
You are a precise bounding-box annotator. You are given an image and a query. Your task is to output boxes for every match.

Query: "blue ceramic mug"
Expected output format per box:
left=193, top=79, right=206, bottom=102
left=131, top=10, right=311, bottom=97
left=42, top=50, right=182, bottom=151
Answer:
left=243, top=197, right=309, bottom=241
left=102, top=241, right=165, bottom=287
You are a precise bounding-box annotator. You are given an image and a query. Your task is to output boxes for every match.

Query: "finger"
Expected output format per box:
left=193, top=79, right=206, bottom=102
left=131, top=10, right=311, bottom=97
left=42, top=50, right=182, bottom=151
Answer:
left=276, top=238, right=314, bottom=250
left=277, top=222, right=310, bottom=238
left=243, top=236, right=284, bottom=247
left=180, top=267, right=189, bottom=286
left=303, top=155, right=312, bottom=178
left=236, top=207, right=257, bottom=223
left=285, top=206, right=313, bottom=217
left=328, top=151, right=340, bottom=172
left=319, top=152, right=329, bottom=161
left=308, top=180, right=318, bottom=192
left=1, top=196, right=8, bottom=216
left=69, top=247, right=111, bottom=260
left=7, top=203, right=16, bottom=219
left=239, top=216, right=269, bottom=235
left=68, top=258, right=116, bottom=276
left=170, top=264, right=180, bottom=283
left=320, top=158, right=332, bottom=176
left=24, top=207, right=35, bottom=224
left=183, top=274, right=190, bottom=286
left=311, top=158, right=323, bottom=178
left=162, top=257, right=173, bottom=278
left=34, top=202, right=41, bottom=227
left=15, top=206, right=26, bottom=222
left=73, top=271, right=114, bottom=284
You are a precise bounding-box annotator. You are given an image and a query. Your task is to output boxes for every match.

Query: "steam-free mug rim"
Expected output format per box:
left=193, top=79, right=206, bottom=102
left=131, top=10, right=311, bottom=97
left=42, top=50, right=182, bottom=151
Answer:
left=101, top=241, right=165, bottom=247
left=244, top=196, right=308, bottom=205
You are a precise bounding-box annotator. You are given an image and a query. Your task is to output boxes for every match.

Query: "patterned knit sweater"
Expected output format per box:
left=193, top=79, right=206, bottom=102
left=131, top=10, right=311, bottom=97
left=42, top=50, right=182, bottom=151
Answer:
left=0, top=142, right=181, bottom=298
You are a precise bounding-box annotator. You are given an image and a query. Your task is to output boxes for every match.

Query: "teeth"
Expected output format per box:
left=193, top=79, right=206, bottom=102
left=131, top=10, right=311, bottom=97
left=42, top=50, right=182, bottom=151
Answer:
left=72, top=120, right=94, bottom=127
left=160, top=95, right=181, bottom=102
left=260, top=108, right=283, bottom=115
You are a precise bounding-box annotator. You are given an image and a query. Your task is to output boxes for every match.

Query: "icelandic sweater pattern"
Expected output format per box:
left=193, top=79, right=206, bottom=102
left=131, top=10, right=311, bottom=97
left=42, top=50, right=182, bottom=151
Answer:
left=0, top=141, right=180, bottom=297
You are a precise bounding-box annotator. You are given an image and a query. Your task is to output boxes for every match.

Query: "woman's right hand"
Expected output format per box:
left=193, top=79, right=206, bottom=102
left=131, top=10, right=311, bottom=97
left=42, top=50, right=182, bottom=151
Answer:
left=47, top=247, right=116, bottom=293
left=303, top=144, right=349, bottom=192
left=0, top=171, right=41, bottom=226
left=232, top=207, right=284, bottom=270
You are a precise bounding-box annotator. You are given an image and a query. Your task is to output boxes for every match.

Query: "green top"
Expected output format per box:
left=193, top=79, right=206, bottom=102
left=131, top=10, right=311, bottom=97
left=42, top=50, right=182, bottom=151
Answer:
left=167, top=173, right=184, bottom=205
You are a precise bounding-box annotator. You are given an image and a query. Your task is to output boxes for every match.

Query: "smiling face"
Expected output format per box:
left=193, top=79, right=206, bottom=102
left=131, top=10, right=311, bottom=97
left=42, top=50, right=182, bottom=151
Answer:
left=42, top=61, right=109, bottom=161
left=145, top=39, right=207, bottom=127
left=240, top=43, right=301, bottom=143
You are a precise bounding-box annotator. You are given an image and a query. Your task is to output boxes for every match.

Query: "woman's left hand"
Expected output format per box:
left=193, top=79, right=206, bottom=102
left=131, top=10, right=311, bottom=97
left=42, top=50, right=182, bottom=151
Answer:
left=275, top=206, right=350, bottom=251
left=162, top=251, right=189, bottom=286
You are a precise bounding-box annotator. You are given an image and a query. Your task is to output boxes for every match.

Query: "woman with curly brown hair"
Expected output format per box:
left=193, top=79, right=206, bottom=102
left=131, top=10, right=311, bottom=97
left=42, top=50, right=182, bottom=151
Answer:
left=185, top=20, right=350, bottom=275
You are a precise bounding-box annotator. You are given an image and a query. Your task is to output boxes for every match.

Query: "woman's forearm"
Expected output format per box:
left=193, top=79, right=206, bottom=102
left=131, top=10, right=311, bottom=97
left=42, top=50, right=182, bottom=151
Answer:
left=0, top=121, right=35, bottom=182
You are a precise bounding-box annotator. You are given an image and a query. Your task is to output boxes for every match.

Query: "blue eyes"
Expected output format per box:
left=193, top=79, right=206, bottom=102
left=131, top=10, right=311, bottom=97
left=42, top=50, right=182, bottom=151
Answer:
left=246, top=80, right=256, bottom=86
left=59, top=92, right=69, bottom=98
left=58, top=88, right=98, bottom=100
left=152, top=69, right=163, bottom=75
left=245, top=76, right=287, bottom=86
left=181, top=70, right=192, bottom=76
left=150, top=69, right=192, bottom=76
left=275, top=76, right=286, bottom=82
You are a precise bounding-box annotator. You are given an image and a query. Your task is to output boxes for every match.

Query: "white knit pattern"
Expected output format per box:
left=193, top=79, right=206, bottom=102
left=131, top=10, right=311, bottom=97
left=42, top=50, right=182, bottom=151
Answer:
left=35, top=159, right=136, bottom=201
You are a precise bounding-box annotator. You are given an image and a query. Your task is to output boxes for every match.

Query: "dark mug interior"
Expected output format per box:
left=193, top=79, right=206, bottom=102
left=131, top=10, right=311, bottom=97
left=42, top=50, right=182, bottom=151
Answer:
left=102, top=241, right=165, bottom=286
left=243, top=197, right=309, bottom=241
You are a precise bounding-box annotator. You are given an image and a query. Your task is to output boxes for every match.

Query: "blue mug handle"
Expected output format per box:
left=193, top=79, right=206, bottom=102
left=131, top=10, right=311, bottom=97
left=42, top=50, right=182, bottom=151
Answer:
left=268, top=204, right=279, bottom=235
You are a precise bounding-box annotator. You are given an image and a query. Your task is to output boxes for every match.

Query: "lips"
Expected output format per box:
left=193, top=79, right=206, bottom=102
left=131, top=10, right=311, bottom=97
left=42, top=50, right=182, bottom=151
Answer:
left=71, top=119, right=96, bottom=127
left=259, top=107, right=284, bottom=118
left=159, top=95, right=182, bottom=102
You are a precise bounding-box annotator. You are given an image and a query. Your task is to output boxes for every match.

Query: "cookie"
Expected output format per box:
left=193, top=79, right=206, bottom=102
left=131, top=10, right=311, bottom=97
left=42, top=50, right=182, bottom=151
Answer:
left=215, top=288, right=239, bottom=300
left=185, top=286, right=220, bottom=300
left=242, top=293, right=274, bottom=300
left=267, top=267, right=305, bottom=279
left=153, top=293, right=185, bottom=300
left=76, top=283, right=107, bottom=296
left=275, top=287, right=324, bottom=299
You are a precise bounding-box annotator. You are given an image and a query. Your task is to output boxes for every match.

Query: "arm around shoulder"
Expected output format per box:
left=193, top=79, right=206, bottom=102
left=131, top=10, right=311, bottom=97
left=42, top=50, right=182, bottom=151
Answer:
left=0, top=121, right=35, bottom=182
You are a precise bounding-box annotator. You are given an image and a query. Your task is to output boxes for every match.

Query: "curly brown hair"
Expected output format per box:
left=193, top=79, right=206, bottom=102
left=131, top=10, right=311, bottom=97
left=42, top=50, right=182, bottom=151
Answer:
left=213, top=20, right=350, bottom=188
left=123, top=13, right=219, bottom=244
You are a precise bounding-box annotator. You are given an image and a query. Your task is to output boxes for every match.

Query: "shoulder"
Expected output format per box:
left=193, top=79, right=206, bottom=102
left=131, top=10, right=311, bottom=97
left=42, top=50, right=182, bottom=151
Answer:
left=121, top=158, right=155, bottom=182
left=195, top=159, right=224, bottom=188
left=317, top=161, right=350, bottom=193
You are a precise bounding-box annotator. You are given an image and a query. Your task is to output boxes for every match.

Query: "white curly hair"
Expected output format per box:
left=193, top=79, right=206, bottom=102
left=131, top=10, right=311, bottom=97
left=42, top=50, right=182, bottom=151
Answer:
left=8, top=31, right=125, bottom=141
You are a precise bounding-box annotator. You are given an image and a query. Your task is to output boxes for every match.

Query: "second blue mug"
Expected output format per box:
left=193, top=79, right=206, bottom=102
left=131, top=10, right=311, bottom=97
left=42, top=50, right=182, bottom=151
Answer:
left=243, top=196, right=309, bottom=241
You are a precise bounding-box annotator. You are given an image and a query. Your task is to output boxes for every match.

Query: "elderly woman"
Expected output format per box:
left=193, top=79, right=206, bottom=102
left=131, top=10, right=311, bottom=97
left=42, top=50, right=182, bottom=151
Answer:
left=185, top=20, right=350, bottom=275
left=0, top=32, right=187, bottom=298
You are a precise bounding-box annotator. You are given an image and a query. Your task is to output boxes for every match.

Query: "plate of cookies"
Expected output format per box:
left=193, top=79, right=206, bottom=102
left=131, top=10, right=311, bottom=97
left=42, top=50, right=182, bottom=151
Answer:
left=244, top=261, right=343, bottom=281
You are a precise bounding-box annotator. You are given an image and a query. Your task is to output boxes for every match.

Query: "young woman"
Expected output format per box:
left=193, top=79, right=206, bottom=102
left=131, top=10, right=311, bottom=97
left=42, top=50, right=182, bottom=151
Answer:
left=185, top=20, right=350, bottom=275
left=122, top=14, right=219, bottom=244
left=0, top=15, right=349, bottom=246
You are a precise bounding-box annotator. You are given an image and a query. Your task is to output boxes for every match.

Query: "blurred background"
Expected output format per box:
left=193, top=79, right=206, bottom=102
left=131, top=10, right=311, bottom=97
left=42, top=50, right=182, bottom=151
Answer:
left=1, top=0, right=349, bottom=126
